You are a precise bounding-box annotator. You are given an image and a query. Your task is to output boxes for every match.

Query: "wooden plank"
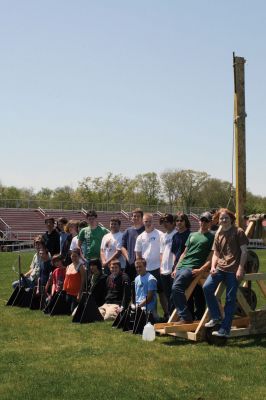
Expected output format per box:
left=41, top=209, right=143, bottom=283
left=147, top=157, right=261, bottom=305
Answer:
left=166, top=331, right=198, bottom=341
left=229, top=327, right=250, bottom=337
left=154, top=322, right=177, bottom=330
left=236, top=289, right=252, bottom=316
left=257, top=280, right=266, bottom=297
left=168, top=270, right=207, bottom=323
left=243, top=273, right=266, bottom=281
left=231, top=317, right=250, bottom=328
left=249, top=310, right=266, bottom=334
left=164, top=322, right=199, bottom=334
left=195, top=282, right=226, bottom=334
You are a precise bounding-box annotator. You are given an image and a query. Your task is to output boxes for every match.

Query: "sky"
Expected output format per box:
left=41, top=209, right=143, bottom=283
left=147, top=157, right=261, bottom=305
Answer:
left=1, top=0, right=266, bottom=196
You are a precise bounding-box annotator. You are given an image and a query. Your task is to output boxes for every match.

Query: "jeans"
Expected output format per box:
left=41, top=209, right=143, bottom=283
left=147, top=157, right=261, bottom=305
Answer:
left=187, top=284, right=206, bottom=321
left=12, top=276, right=35, bottom=289
left=161, top=274, right=174, bottom=315
left=203, top=269, right=239, bottom=333
left=171, top=268, right=194, bottom=321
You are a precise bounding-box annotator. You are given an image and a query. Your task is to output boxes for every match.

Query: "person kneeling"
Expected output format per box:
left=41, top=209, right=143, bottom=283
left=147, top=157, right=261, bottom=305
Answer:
left=63, top=249, right=86, bottom=314
left=134, top=258, right=158, bottom=320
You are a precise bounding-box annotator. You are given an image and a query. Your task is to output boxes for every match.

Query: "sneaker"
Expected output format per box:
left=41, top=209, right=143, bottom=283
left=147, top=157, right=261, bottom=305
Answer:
left=212, top=328, right=230, bottom=338
left=204, top=319, right=221, bottom=328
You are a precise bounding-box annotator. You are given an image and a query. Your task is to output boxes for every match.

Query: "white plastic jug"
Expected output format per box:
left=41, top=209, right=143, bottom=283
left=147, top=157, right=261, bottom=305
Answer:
left=142, top=322, right=156, bottom=341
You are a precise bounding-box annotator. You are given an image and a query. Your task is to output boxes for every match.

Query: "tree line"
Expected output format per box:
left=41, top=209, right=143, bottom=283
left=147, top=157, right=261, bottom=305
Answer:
left=1, top=169, right=265, bottom=214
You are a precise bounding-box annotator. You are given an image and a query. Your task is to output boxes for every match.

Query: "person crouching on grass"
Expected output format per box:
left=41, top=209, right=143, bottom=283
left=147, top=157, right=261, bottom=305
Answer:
left=134, top=258, right=158, bottom=320
left=63, top=248, right=86, bottom=314
left=44, top=254, right=66, bottom=313
left=203, top=208, right=249, bottom=338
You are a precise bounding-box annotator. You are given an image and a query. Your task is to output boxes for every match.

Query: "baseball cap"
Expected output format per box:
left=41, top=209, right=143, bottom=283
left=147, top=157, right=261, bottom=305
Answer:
left=200, top=212, right=212, bottom=222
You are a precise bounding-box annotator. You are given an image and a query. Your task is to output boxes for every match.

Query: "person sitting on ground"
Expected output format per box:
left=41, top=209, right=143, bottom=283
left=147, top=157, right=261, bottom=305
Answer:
left=203, top=208, right=249, bottom=338
left=12, top=235, right=46, bottom=289
left=63, top=248, right=86, bottom=313
left=99, top=259, right=130, bottom=321
left=171, top=212, right=214, bottom=324
left=134, top=258, right=158, bottom=320
left=87, top=258, right=107, bottom=307
left=42, top=217, right=60, bottom=256
left=37, top=247, right=53, bottom=296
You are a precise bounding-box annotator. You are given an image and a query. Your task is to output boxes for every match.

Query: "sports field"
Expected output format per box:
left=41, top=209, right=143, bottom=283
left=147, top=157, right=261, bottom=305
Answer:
left=1, top=251, right=266, bottom=400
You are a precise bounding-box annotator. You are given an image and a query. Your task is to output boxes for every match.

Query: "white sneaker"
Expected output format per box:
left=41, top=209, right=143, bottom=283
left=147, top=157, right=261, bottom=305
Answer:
left=212, top=328, right=230, bottom=338
left=204, top=319, right=221, bottom=328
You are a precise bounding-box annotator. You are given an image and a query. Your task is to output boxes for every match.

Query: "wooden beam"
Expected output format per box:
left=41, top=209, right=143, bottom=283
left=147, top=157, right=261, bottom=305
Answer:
left=257, top=280, right=266, bottom=298
left=168, top=271, right=206, bottom=322
left=233, top=54, right=247, bottom=229
left=164, top=322, right=199, bottom=333
left=231, top=317, right=250, bottom=328
left=229, top=327, right=250, bottom=337
left=244, top=272, right=266, bottom=281
left=236, top=289, right=252, bottom=316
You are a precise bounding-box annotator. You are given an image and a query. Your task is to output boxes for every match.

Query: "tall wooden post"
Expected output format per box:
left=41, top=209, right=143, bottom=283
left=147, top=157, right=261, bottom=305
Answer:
left=233, top=53, right=247, bottom=228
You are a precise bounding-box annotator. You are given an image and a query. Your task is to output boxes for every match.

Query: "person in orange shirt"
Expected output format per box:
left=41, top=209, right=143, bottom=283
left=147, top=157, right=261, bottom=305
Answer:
left=63, top=248, right=86, bottom=313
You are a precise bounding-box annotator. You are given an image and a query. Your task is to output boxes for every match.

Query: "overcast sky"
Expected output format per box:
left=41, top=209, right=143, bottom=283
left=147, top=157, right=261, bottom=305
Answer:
left=1, top=0, right=265, bottom=196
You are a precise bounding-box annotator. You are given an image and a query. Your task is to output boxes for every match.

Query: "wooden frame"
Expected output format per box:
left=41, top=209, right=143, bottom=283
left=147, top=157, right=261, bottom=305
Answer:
left=154, top=272, right=266, bottom=341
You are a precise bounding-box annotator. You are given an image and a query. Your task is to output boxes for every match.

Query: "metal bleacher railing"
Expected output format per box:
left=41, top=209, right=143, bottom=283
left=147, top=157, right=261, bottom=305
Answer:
left=0, top=198, right=207, bottom=214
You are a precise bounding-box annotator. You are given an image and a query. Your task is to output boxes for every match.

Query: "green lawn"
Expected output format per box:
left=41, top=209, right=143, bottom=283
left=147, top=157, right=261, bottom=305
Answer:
left=0, top=251, right=266, bottom=400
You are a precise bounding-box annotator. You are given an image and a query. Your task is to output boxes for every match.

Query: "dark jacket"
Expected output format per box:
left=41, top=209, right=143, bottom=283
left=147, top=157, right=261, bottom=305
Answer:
left=104, top=272, right=131, bottom=308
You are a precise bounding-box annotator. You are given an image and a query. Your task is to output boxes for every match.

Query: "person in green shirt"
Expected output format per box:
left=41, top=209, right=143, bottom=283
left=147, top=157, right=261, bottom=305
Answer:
left=171, top=212, right=214, bottom=323
left=78, top=210, right=109, bottom=262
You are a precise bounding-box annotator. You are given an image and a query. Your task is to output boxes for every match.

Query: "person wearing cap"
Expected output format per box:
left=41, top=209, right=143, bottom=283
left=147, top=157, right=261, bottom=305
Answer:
left=171, top=211, right=214, bottom=323
left=78, top=210, right=109, bottom=262
left=159, top=213, right=177, bottom=316
left=203, top=208, right=249, bottom=338
left=42, top=217, right=60, bottom=256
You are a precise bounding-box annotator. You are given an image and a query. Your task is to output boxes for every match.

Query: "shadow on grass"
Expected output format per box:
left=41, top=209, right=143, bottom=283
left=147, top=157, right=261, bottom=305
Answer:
left=228, top=334, right=266, bottom=348
left=158, top=333, right=266, bottom=348
left=158, top=336, right=199, bottom=347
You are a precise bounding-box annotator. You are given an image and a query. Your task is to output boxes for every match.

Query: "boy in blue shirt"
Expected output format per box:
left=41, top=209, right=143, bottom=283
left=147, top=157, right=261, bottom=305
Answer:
left=134, top=258, right=157, bottom=317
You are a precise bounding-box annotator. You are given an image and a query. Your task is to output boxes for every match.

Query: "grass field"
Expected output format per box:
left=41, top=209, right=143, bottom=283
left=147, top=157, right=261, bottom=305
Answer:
left=1, top=251, right=266, bottom=400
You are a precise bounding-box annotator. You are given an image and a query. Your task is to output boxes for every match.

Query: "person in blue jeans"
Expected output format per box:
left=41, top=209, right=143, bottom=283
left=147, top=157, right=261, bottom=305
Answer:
left=203, top=208, right=249, bottom=338
left=171, top=212, right=214, bottom=323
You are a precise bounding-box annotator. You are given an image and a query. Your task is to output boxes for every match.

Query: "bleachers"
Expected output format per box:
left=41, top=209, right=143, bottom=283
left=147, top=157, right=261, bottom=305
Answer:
left=0, top=208, right=201, bottom=243
left=43, top=209, right=87, bottom=222
left=0, top=208, right=45, bottom=240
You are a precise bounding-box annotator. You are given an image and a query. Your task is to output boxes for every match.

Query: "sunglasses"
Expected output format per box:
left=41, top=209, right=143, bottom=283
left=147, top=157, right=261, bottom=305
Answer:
left=176, top=219, right=184, bottom=222
left=200, top=218, right=209, bottom=223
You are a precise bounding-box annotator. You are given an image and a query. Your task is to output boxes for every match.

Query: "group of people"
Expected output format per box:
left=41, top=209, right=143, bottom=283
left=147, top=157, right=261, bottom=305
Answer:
left=12, top=207, right=248, bottom=338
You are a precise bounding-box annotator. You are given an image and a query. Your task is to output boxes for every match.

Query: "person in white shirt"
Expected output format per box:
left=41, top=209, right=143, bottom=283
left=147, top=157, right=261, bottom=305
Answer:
left=135, top=213, right=168, bottom=318
left=100, top=217, right=126, bottom=274
left=160, top=214, right=176, bottom=316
